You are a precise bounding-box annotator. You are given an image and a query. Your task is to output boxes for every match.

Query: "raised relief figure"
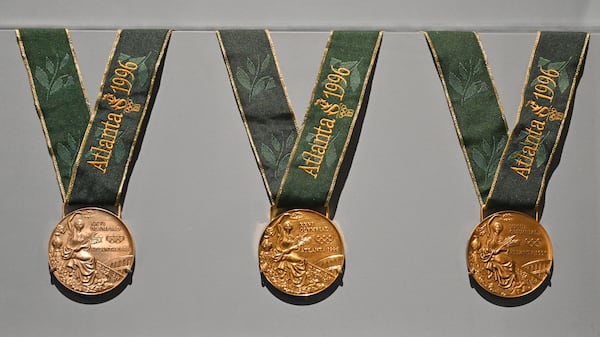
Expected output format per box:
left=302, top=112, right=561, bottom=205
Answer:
left=62, top=212, right=97, bottom=286
left=272, top=213, right=310, bottom=286
left=480, top=220, right=519, bottom=289
left=259, top=210, right=344, bottom=296
left=470, top=215, right=521, bottom=291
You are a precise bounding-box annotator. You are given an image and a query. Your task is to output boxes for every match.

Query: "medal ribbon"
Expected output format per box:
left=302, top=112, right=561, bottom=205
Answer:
left=17, top=29, right=90, bottom=199
left=18, top=29, right=171, bottom=214
left=426, top=31, right=589, bottom=218
left=218, top=30, right=382, bottom=216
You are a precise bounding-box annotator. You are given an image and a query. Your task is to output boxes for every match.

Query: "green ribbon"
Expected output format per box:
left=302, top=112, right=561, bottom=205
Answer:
left=218, top=30, right=382, bottom=214
left=17, top=29, right=90, bottom=198
left=426, top=31, right=589, bottom=218
left=18, top=29, right=171, bottom=212
left=217, top=30, right=298, bottom=202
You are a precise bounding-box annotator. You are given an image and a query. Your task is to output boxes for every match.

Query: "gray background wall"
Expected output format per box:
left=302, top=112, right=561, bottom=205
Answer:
left=0, top=1, right=599, bottom=336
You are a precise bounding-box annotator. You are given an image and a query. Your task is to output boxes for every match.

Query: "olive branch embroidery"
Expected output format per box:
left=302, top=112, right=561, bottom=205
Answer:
left=260, top=132, right=296, bottom=181
left=530, top=57, right=572, bottom=94
left=468, top=135, right=507, bottom=195
left=89, top=126, right=128, bottom=164
left=448, top=59, right=489, bottom=105
left=236, top=54, right=276, bottom=102
left=325, top=57, right=362, bottom=93
left=509, top=131, right=548, bottom=169
left=117, top=52, right=153, bottom=90
left=55, top=132, right=80, bottom=182
left=34, top=53, right=75, bottom=101
left=304, top=131, right=341, bottom=168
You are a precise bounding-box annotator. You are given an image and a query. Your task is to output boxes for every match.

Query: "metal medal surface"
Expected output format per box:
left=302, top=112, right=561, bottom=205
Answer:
left=467, top=211, right=552, bottom=298
left=259, top=209, right=345, bottom=296
left=48, top=208, right=135, bottom=295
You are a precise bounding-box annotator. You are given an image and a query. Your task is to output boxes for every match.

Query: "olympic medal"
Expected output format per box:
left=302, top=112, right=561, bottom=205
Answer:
left=467, top=211, right=552, bottom=298
left=48, top=208, right=135, bottom=295
left=258, top=209, right=344, bottom=297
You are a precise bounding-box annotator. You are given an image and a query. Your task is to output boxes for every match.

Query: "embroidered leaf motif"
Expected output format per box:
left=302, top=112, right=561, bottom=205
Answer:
left=459, top=62, right=468, bottom=81
left=448, top=73, right=464, bottom=95
left=46, top=57, right=55, bottom=75
left=464, top=81, right=488, bottom=102
left=271, top=134, right=281, bottom=152
left=261, top=144, right=276, bottom=166
left=547, top=61, right=566, bottom=71
left=277, top=153, right=291, bottom=178
left=67, top=133, right=78, bottom=153
left=137, top=62, right=149, bottom=90
left=56, top=143, right=71, bottom=170
left=33, top=54, right=75, bottom=100
left=328, top=57, right=362, bottom=93
left=89, top=126, right=127, bottom=165
left=349, top=69, right=361, bottom=92
left=261, top=56, right=271, bottom=73
left=260, top=131, right=295, bottom=180
left=285, top=133, right=295, bottom=150
left=448, top=59, right=489, bottom=105
left=235, top=54, right=275, bottom=102
left=469, top=135, right=507, bottom=195
left=35, top=66, right=50, bottom=90
left=34, top=53, right=75, bottom=101
left=508, top=131, right=548, bottom=171
left=538, top=57, right=551, bottom=67
left=49, top=75, right=68, bottom=96
left=557, top=73, right=570, bottom=94
left=305, top=131, right=340, bottom=169
left=55, top=132, right=80, bottom=175
left=530, top=57, right=572, bottom=94
left=247, top=58, right=257, bottom=76
left=253, top=76, right=276, bottom=98
left=118, top=52, right=152, bottom=90
left=60, top=53, right=70, bottom=69
left=236, top=68, right=252, bottom=91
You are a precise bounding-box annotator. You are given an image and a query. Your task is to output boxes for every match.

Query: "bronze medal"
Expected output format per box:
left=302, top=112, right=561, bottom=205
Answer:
left=219, top=31, right=381, bottom=300
left=427, top=31, right=589, bottom=300
left=48, top=208, right=134, bottom=295
left=259, top=209, right=344, bottom=296
left=19, top=29, right=171, bottom=298
left=467, top=211, right=552, bottom=298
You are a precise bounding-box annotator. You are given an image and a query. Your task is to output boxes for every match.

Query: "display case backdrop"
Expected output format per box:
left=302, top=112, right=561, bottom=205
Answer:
left=0, top=1, right=599, bottom=336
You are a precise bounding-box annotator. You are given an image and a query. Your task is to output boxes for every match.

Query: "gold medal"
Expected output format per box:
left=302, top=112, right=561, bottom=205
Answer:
left=259, top=209, right=344, bottom=296
left=48, top=208, right=134, bottom=295
left=467, top=211, right=552, bottom=298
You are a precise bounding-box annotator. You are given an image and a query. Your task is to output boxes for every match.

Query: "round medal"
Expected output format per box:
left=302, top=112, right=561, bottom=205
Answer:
left=467, top=211, right=552, bottom=298
left=48, top=207, right=135, bottom=295
left=258, top=209, right=345, bottom=297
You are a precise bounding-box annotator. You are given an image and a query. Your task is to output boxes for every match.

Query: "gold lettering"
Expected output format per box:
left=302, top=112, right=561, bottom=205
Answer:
left=320, top=118, right=335, bottom=129
left=87, top=111, right=125, bottom=173
left=511, top=166, right=531, bottom=180
left=299, top=165, right=319, bottom=179
left=302, top=151, right=323, bottom=166
left=522, top=146, right=537, bottom=157
left=297, top=118, right=337, bottom=179
left=87, top=160, right=108, bottom=174
left=515, top=153, right=533, bottom=167
left=530, top=120, right=545, bottom=131
left=108, top=113, right=123, bottom=123
left=311, top=144, right=327, bottom=155
left=99, top=139, right=114, bottom=150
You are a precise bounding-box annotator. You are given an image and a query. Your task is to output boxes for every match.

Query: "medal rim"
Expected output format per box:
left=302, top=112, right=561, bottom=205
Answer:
left=258, top=208, right=345, bottom=297
left=466, top=210, right=553, bottom=298
left=48, top=207, right=136, bottom=296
